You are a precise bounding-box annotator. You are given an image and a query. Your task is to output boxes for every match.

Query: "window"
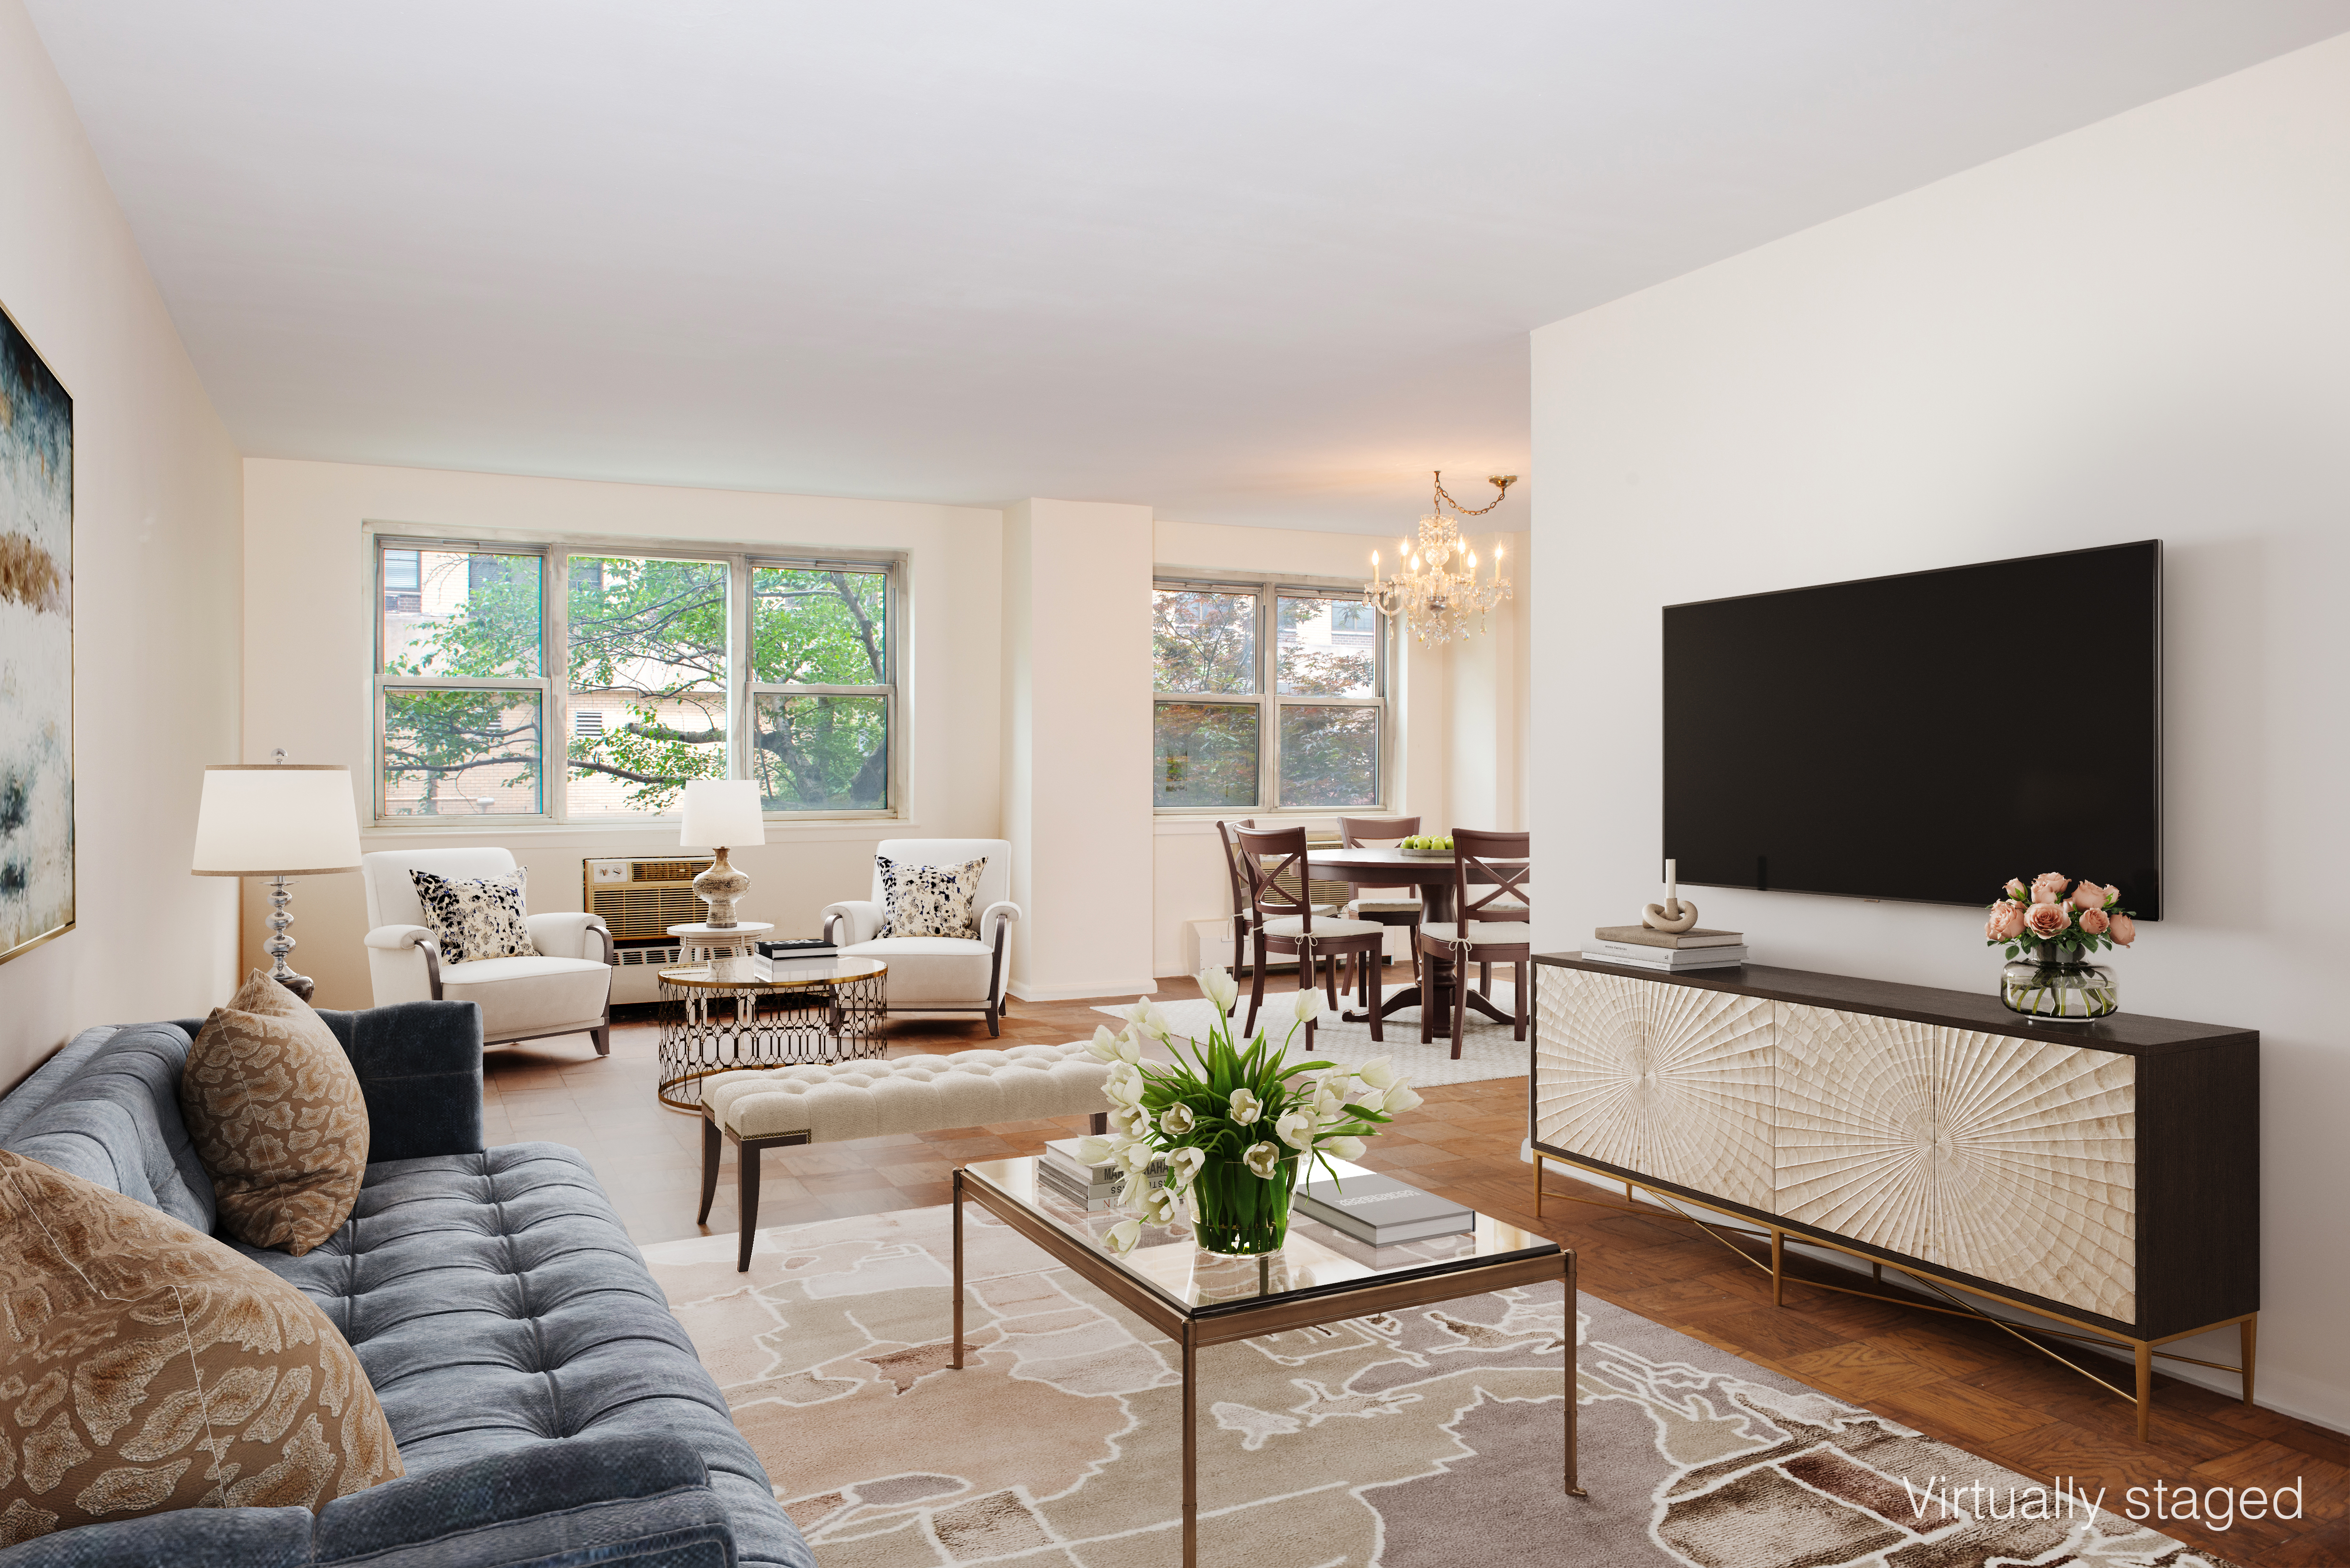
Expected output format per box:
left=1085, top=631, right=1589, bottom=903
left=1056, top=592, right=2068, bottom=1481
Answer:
left=1152, top=579, right=1385, bottom=811
left=749, top=566, right=892, bottom=811
left=565, top=555, right=729, bottom=818
left=371, top=538, right=898, bottom=822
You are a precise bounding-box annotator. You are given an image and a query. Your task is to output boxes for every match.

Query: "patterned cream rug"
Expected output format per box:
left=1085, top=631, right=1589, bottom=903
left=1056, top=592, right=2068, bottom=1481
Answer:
left=1095, top=982, right=1527, bottom=1087
left=644, top=1205, right=2239, bottom=1568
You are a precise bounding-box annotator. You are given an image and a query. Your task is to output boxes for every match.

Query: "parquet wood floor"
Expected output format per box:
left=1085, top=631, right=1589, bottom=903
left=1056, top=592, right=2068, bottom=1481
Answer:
left=486, top=978, right=2344, bottom=1567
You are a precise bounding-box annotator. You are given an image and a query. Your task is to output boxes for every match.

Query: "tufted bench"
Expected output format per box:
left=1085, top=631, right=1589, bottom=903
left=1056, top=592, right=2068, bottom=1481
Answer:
left=697, top=1042, right=1112, bottom=1270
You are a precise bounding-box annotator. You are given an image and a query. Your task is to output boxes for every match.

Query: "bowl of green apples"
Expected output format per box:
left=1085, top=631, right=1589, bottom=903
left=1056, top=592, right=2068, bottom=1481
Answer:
left=1398, top=835, right=1455, bottom=858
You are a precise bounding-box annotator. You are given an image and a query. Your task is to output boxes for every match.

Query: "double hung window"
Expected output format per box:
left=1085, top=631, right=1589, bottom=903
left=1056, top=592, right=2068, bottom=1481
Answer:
left=372, top=538, right=897, bottom=822
left=1152, top=579, right=1385, bottom=811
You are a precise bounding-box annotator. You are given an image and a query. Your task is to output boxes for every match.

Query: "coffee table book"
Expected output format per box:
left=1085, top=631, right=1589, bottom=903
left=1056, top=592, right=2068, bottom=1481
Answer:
left=1294, top=1171, right=1476, bottom=1246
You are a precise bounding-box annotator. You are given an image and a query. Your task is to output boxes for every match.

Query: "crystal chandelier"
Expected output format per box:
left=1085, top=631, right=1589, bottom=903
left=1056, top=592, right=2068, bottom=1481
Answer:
left=1363, top=471, right=1516, bottom=644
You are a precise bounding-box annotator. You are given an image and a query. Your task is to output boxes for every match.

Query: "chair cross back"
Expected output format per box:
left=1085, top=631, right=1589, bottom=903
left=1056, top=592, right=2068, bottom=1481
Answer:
left=1232, top=826, right=1316, bottom=926
left=1457, top=830, right=1532, bottom=921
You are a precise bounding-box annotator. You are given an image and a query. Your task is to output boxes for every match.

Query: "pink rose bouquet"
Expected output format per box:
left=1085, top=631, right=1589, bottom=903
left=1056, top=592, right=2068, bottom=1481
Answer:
left=1985, top=872, right=2134, bottom=961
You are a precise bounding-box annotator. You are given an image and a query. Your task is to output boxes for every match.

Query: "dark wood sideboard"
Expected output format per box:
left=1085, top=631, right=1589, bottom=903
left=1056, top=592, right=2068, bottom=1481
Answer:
left=1528, top=954, right=2258, bottom=1438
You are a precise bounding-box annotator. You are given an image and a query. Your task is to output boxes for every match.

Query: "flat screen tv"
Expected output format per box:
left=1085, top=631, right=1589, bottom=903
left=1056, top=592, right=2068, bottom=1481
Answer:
left=1664, top=540, right=2161, bottom=919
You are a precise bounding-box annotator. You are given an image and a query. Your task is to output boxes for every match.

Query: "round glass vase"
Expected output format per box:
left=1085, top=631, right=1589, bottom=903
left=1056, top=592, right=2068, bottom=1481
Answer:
left=1186, top=1153, right=1299, bottom=1256
left=1999, top=942, right=2120, bottom=1020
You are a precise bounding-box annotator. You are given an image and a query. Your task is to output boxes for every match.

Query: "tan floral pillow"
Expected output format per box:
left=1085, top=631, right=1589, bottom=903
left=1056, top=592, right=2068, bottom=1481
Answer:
left=179, top=970, right=369, bottom=1255
left=0, top=1148, right=403, bottom=1545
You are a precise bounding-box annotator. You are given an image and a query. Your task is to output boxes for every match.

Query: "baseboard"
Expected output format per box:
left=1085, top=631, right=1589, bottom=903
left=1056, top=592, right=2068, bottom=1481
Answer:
left=1007, top=977, right=1159, bottom=1003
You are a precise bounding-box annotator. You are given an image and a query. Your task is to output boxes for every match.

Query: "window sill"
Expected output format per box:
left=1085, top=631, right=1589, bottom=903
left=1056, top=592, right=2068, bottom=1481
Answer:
left=361, top=818, right=918, bottom=848
left=1152, top=811, right=1379, bottom=836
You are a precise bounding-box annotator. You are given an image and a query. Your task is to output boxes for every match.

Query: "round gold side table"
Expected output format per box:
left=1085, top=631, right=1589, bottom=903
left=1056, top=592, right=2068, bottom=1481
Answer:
left=655, top=958, right=888, bottom=1111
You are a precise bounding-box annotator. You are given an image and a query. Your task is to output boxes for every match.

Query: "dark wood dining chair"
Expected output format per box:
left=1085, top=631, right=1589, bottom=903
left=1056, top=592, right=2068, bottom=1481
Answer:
left=1213, top=818, right=1258, bottom=981
left=1234, top=825, right=1389, bottom=1046
left=1336, top=815, right=1423, bottom=993
left=1415, top=828, right=1532, bottom=1057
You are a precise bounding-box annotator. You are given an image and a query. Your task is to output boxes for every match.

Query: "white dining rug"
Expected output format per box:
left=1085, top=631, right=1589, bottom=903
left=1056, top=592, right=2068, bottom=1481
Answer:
left=1092, top=981, right=1526, bottom=1086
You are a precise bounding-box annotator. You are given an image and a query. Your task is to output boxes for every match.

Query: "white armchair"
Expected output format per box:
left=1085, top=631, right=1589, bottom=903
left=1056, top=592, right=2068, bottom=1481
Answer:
left=360, top=848, right=619, bottom=1056
left=821, top=838, right=1018, bottom=1036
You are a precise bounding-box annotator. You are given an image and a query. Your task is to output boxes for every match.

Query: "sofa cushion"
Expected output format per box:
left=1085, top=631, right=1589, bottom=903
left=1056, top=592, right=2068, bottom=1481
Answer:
left=0, top=1025, right=215, bottom=1234
left=434, top=956, right=610, bottom=1041
left=180, top=972, right=369, bottom=1256
left=234, top=1143, right=804, bottom=1568
left=0, top=1149, right=403, bottom=1546
left=836, top=936, right=992, bottom=1005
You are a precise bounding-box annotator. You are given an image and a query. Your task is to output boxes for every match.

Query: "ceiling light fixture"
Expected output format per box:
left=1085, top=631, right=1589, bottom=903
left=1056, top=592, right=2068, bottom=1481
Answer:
left=1363, top=471, right=1516, bottom=645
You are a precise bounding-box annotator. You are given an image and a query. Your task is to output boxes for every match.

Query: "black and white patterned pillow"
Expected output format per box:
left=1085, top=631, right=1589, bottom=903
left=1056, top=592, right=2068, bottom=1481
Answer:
left=410, top=869, right=540, bottom=964
left=877, top=855, right=986, bottom=939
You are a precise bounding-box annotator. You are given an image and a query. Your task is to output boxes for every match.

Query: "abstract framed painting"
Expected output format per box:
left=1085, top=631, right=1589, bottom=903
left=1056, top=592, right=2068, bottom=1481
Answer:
left=0, top=302, right=72, bottom=962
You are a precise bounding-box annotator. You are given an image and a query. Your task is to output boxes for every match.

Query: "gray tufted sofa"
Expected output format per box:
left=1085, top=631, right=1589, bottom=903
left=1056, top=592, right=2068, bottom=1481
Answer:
left=0, top=1002, right=811, bottom=1568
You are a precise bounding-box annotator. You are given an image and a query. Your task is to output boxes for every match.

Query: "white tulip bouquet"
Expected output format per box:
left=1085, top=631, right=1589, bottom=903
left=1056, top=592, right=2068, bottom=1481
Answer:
left=1078, top=967, right=1423, bottom=1256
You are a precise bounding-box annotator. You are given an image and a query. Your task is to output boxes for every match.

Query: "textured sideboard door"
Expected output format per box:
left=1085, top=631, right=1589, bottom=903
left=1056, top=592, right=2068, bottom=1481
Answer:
left=1774, top=1001, right=2138, bottom=1320
left=1532, top=967, right=1777, bottom=1211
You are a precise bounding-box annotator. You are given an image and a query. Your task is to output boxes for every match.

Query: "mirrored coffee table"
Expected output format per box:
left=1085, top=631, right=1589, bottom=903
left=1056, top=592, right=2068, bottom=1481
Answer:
left=655, top=958, right=887, bottom=1110
left=952, top=1156, right=1582, bottom=1566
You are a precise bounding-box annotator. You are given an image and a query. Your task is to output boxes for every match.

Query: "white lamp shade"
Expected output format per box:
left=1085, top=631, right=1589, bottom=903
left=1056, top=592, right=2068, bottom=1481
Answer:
left=679, top=779, right=767, bottom=849
left=191, top=765, right=363, bottom=876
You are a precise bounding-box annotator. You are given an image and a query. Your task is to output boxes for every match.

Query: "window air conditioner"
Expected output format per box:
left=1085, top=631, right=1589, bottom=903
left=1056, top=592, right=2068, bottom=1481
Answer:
left=584, top=857, right=715, bottom=1005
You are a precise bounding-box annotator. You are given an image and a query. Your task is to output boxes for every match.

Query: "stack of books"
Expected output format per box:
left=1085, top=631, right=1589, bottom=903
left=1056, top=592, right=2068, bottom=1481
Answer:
left=1583, top=925, right=1747, bottom=971
left=1037, top=1138, right=1167, bottom=1211
left=752, top=937, right=838, bottom=981
left=1294, top=1172, right=1476, bottom=1246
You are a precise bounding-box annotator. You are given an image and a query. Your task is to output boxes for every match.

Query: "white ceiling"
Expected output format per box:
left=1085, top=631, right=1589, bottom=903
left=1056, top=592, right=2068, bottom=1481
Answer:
left=24, top=2, right=2350, bottom=533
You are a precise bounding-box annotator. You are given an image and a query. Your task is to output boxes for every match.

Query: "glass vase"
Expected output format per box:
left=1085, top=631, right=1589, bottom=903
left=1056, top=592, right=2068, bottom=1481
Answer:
left=1187, top=1153, right=1299, bottom=1256
left=1999, top=942, right=2119, bottom=1020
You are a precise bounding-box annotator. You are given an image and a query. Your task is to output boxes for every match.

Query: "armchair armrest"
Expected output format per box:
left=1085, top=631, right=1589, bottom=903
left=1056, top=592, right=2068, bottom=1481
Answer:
left=364, top=923, right=436, bottom=952
left=331, top=999, right=485, bottom=1162
left=313, top=1433, right=736, bottom=1568
left=525, top=910, right=614, bottom=962
left=980, top=900, right=1022, bottom=934
left=822, top=899, right=883, bottom=946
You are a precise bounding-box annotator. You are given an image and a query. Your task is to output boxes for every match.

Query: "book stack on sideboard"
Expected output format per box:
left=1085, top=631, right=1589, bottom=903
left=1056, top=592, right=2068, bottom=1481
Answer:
left=1582, top=924, right=1747, bottom=971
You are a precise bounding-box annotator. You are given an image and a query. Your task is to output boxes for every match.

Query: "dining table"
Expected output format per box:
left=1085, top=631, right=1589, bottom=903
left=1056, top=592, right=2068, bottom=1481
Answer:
left=1302, top=845, right=1526, bottom=1039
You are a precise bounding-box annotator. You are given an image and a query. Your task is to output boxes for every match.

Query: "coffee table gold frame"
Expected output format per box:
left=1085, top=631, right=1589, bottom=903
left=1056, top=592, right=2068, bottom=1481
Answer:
left=954, top=1159, right=1583, bottom=1566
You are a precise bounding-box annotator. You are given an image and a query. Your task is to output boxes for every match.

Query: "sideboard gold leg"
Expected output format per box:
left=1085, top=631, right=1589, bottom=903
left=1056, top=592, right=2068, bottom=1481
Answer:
left=2241, top=1317, right=2258, bottom=1407
left=2134, top=1341, right=2154, bottom=1441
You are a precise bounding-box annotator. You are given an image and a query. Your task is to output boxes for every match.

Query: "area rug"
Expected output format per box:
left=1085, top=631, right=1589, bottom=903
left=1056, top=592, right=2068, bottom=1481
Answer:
left=1093, top=983, right=1525, bottom=1086
left=644, top=1204, right=2239, bottom=1568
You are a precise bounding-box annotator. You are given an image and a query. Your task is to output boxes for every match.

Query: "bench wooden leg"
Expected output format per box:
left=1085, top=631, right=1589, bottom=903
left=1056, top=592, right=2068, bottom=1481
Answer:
left=736, top=1131, right=813, bottom=1273
left=737, top=1139, right=761, bottom=1272
left=697, top=1113, right=721, bottom=1225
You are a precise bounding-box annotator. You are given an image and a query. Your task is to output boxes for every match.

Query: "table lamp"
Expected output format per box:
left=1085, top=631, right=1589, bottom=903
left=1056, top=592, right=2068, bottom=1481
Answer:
left=680, top=779, right=766, bottom=928
left=191, top=750, right=363, bottom=1002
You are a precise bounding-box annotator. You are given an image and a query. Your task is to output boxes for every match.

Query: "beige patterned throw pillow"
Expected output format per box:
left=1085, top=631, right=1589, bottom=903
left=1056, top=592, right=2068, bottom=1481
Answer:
left=179, top=971, right=369, bottom=1256
left=0, top=1148, right=403, bottom=1545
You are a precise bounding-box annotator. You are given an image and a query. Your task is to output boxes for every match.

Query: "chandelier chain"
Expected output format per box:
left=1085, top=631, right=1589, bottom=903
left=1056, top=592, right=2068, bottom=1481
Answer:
left=1432, top=471, right=1516, bottom=516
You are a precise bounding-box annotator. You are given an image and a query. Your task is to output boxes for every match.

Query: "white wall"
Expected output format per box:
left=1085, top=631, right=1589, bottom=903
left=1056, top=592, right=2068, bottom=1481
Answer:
left=1530, top=33, right=2350, bottom=1430
left=242, top=459, right=1002, bottom=1009
left=1148, top=519, right=1528, bottom=978
left=0, top=0, right=243, bottom=1090
left=1002, top=499, right=1155, bottom=1000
